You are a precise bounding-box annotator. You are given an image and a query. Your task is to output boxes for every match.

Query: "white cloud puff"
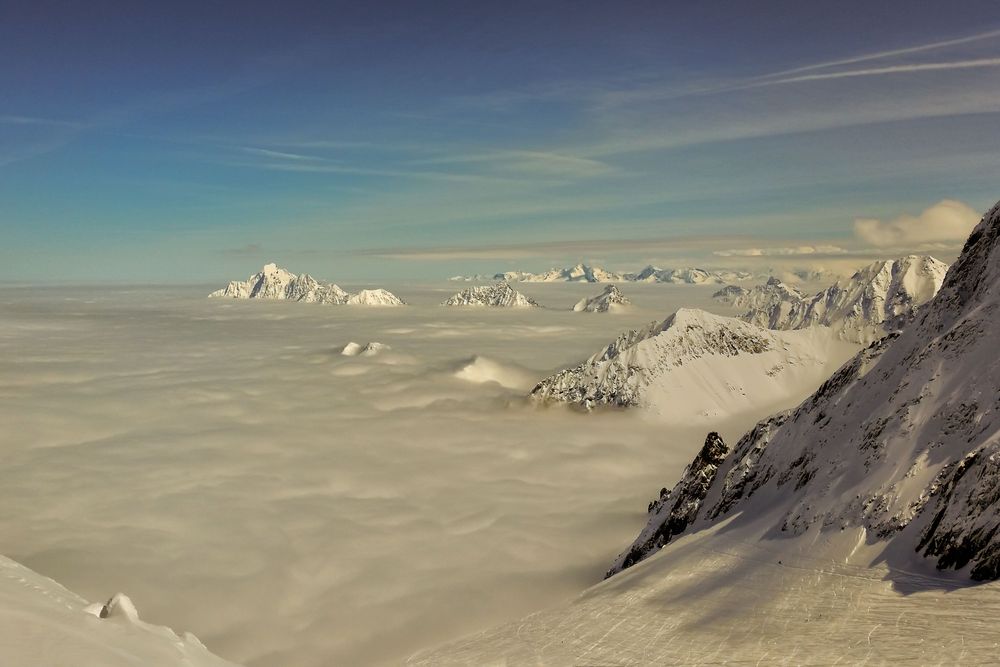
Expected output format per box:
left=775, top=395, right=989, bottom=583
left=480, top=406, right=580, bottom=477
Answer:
left=853, top=199, right=980, bottom=248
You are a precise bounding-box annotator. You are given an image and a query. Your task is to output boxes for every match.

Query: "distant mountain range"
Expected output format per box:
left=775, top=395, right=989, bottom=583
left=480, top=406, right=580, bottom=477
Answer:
left=450, top=263, right=755, bottom=284
left=714, top=255, right=948, bottom=343
left=209, top=264, right=405, bottom=306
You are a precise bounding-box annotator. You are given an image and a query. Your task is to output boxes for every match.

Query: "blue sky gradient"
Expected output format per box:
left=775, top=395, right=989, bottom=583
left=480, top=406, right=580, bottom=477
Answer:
left=3, top=1, right=1000, bottom=282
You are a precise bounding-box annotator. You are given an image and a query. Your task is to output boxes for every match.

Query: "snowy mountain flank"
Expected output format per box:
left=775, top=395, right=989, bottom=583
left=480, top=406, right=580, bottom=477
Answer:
left=612, top=202, right=1000, bottom=578
left=0, top=554, right=234, bottom=666
left=573, top=284, right=630, bottom=312
left=442, top=281, right=539, bottom=307
left=450, top=263, right=755, bottom=284
left=411, top=202, right=1000, bottom=667
left=530, top=308, right=857, bottom=422
left=209, top=263, right=404, bottom=306
left=715, top=255, right=948, bottom=343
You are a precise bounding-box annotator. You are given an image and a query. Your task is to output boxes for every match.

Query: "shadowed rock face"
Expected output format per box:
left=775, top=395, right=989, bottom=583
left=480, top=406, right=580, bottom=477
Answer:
left=608, top=200, right=1000, bottom=581
left=608, top=432, right=729, bottom=576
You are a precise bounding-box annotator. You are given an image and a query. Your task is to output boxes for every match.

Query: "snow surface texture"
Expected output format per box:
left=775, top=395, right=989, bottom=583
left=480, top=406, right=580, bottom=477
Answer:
left=451, top=263, right=755, bottom=284
left=413, top=202, right=1000, bottom=665
left=3, top=281, right=779, bottom=666
left=0, top=555, right=234, bottom=666
left=209, top=263, right=404, bottom=306
left=612, top=202, right=1000, bottom=578
left=573, top=284, right=630, bottom=312
left=442, top=281, right=539, bottom=307
left=715, top=255, right=948, bottom=343
left=531, top=308, right=858, bottom=422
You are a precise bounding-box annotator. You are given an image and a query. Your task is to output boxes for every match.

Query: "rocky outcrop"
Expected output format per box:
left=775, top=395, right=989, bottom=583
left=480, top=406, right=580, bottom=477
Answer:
left=608, top=432, right=730, bottom=575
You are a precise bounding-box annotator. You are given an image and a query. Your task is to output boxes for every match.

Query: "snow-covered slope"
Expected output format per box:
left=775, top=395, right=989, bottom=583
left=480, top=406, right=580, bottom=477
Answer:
left=412, top=201, right=1000, bottom=666
left=0, top=554, right=235, bottom=666
left=341, top=341, right=390, bottom=356
left=530, top=308, right=857, bottom=422
left=346, top=289, right=405, bottom=306
left=719, top=256, right=948, bottom=343
left=573, top=285, right=630, bottom=313
left=610, top=202, right=1000, bottom=578
left=209, top=264, right=404, bottom=306
left=442, top=282, right=539, bottom=307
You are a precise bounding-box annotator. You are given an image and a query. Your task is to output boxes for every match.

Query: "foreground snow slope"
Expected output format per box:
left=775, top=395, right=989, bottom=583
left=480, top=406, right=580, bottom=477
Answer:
left=531, top=308, right=857, bottom=422
left=409, top=520, right=1000, bottom=666
left=0, top=555, right=235, bottom=667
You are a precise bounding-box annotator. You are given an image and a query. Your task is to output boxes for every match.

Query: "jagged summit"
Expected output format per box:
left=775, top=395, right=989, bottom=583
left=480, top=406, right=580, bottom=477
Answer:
left=573, top=284, right=630, bottom=312
left=715, top=255, right=948, bottom=343
left=209, top=264, right=404, bottom=306
left=531, top=307, right=855, bottom=422
left=610, top=201, right=1000, bottom=579
left=443, top=281, right=539, bottom=307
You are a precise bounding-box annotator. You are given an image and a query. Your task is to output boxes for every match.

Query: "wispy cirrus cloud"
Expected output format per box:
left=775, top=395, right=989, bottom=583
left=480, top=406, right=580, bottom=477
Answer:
left=713, top=245, right=849, bottom=258
left=407, top=149, right=616, bottom=178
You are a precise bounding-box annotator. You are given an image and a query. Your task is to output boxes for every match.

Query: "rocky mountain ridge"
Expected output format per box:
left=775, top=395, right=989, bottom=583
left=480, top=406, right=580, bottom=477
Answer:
left=610, top=203, right=1000, bottom=579
left=714, top=255, right=948, bottom=343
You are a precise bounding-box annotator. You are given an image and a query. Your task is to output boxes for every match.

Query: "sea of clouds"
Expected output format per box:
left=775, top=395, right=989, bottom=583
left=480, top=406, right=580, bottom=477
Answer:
left=0, top=282, right=818, bottom=666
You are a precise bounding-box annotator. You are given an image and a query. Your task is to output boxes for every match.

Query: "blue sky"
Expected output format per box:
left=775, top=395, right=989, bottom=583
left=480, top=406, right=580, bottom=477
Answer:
left=3, top=0, right=1000, bottom=283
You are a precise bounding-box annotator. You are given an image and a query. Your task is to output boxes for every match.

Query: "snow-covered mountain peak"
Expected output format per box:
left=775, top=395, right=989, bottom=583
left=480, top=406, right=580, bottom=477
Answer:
left=609, top=201, right=1000, bottom=580
left=443, top=281, right=539, bottom=307
left=531, top=307, right=857, bottom=421
left=573, top=284, right=630, bottom=312
left=346, top=288, right=406, bottom=306
left=722, top=254, right=948, bottom=343
left=209, top=265, right=403, bottom=306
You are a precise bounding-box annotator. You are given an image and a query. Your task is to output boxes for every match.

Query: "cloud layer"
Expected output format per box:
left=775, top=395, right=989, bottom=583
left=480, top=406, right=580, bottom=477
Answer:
left=853, top=199, right=981, bottom=248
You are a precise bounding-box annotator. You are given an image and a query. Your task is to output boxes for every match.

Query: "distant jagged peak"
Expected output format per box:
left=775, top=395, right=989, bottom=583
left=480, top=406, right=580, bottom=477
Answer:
left=573, top=284, right=630, bottom=312
left=442, top=280, right=540, bottom=307
left=208, top=264, right=403, bottom=306
left=719, top=254, right=949, bottom=343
